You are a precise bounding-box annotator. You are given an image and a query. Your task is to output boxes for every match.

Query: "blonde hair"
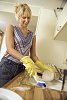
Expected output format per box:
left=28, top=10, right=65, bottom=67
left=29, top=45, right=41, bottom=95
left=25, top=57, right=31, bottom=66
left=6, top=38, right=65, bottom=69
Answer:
left=15, top=3, right=32, bottom=21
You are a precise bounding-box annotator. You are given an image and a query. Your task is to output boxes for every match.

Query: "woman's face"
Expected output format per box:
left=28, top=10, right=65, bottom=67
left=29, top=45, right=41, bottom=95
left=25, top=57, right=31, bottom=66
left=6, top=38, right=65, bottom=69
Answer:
left=19, top=12, right=31, bottom=28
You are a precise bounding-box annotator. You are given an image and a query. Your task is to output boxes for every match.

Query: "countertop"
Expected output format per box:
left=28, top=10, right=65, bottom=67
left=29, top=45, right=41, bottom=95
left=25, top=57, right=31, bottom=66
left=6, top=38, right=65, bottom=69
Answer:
left=4, top=71, right=67, bottom=100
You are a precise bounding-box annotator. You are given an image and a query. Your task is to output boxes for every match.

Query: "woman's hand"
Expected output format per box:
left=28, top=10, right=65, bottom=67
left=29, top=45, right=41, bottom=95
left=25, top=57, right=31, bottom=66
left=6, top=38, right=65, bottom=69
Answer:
left=20, top=56, right=37, bottom=76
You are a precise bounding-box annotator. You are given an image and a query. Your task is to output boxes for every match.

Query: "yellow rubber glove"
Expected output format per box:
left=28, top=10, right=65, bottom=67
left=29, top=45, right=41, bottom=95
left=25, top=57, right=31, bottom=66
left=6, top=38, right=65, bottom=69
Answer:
left=35, top=60, right=53, bottom=72
left=20, top=56, right=37, bottom=77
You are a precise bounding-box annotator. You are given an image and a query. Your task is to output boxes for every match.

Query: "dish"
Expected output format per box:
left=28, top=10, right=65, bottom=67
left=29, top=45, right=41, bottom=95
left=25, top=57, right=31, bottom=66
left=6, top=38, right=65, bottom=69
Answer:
left=0, top=88, right=23, bottom=100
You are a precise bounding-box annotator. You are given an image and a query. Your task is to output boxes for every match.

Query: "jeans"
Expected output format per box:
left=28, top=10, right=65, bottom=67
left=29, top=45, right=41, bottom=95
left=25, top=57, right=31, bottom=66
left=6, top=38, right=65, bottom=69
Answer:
left=0, top=57, right=25, bottom=87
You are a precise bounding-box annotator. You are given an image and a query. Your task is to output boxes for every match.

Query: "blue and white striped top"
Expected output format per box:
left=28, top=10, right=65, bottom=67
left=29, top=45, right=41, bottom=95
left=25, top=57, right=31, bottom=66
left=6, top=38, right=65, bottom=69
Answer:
left=7, top=26, right=34, bottom=63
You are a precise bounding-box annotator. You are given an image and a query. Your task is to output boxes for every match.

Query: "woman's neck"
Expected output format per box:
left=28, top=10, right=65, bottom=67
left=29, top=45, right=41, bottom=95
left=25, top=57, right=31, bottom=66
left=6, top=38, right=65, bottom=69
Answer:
left=19, top=24, right=27, bottom=30
left=18, top=25, right=29, bottom=37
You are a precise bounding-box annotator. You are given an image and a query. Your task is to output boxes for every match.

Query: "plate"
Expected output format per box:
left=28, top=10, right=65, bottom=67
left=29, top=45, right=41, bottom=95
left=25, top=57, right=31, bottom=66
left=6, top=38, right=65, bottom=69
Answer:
left=0, top=88, right=23, bottom=100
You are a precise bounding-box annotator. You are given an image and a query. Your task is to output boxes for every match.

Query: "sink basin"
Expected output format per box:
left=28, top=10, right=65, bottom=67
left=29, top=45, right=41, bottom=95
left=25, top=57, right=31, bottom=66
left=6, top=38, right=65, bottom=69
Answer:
left=0, top=88, right=23, bottom=100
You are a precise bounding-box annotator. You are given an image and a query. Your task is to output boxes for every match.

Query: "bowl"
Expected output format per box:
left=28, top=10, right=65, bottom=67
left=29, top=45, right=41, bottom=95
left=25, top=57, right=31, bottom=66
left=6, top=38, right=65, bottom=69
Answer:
left=0, top=88, right=23, bottom=100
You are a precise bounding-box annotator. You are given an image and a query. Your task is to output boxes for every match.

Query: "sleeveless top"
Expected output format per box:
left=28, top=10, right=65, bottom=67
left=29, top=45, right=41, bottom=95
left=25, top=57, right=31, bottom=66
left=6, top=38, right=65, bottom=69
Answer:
left=6, top=26, right=34, bottom=63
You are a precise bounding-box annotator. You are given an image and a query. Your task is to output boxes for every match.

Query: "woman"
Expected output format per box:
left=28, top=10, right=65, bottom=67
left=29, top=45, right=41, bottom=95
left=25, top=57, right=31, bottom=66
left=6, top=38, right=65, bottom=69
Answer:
left=0, top=3, right=53, bottom=87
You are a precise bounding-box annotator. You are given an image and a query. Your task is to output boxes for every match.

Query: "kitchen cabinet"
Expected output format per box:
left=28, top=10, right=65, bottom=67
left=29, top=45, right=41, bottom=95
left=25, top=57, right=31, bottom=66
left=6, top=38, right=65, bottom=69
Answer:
left=54, top=3, right=67, bottom=42
left=54, top=22, right=67, bottom=41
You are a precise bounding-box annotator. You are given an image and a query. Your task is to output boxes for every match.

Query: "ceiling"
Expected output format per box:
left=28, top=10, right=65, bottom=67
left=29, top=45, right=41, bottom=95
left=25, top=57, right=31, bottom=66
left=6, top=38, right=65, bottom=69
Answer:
left=0, top=0, right=66, bottom=10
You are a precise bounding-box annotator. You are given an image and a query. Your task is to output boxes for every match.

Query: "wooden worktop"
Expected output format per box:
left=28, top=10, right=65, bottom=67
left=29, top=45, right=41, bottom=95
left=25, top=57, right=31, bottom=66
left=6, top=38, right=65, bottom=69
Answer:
left=4, top=71, right=67, bottom=100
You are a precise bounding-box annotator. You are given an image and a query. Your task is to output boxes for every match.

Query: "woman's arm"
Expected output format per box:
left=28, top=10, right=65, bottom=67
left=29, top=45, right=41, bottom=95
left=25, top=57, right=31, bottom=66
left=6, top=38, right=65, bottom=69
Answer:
left=30, top=35, right=39, bottom=62
left=6, top=25, right=24, bottom=60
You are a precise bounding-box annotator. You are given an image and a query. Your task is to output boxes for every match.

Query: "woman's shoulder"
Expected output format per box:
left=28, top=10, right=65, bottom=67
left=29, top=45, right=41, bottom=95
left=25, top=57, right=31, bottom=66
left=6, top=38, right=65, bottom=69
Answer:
left=28, top=30, right=35, bottom=35
left=6, top=25, right=16, bottom=35
left=6, top=24, right=14, bottom=30
left=7, top=24, right=14, bottom=27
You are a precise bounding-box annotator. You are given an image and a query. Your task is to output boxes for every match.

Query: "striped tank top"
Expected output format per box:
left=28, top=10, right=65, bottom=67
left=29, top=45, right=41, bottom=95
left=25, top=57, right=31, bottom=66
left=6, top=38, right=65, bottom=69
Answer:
left=7, top=26, right=34, bottom=63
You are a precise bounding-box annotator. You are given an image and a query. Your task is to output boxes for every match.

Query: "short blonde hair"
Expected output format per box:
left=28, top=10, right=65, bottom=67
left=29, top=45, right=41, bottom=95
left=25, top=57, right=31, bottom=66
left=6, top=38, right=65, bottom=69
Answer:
left=15, top=3, right=32, bottom=21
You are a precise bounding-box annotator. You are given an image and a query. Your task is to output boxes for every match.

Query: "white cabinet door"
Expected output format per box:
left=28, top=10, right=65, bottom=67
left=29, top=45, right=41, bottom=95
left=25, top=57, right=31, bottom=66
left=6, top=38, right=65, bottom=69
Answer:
left=54, top=2, right=67, bottom=42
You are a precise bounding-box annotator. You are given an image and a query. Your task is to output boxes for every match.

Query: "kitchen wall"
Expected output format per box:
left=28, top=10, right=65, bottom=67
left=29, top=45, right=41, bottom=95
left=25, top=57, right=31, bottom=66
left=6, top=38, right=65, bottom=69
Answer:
left=0, top=1, right=40, bottom=16
left=36, top=8, right=67, bottom=68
